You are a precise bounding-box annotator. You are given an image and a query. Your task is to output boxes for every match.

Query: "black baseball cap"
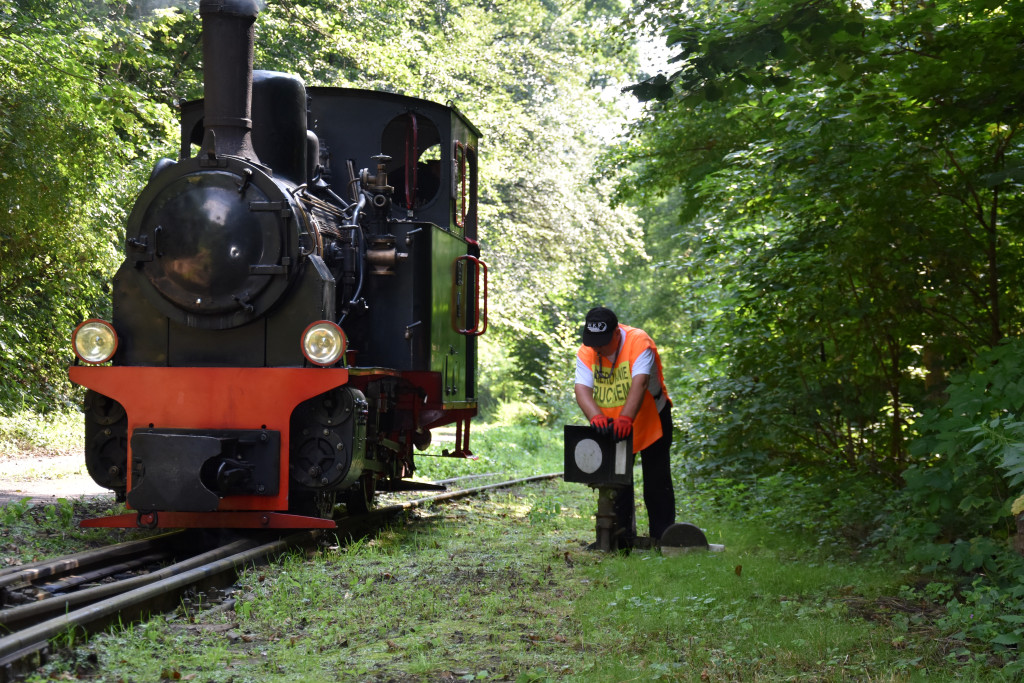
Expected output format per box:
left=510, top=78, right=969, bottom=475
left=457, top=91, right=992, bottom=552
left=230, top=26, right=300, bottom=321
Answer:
left=581, top=307, right=618, bottom=347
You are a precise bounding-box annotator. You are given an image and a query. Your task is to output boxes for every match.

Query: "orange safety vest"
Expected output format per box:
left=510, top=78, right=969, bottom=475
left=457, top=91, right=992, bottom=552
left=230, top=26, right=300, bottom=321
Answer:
left=577, top=325, right=670, bottom=453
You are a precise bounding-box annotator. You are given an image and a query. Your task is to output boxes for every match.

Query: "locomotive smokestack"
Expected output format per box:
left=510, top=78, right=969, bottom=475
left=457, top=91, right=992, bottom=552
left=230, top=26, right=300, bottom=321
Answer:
left=199, top=0, right=261, bottom=163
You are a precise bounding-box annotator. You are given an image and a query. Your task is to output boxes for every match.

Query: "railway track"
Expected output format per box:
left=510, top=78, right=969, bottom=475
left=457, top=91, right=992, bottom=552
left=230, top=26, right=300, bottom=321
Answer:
left=0, top=472, right=561, bottom=682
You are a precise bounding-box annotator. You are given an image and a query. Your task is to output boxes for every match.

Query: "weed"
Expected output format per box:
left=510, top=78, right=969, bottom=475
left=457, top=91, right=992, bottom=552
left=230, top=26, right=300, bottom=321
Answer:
left=526, top=496, right=563, bottom=525
left=42, top=498, right=75, bottom=530
left=51, top=624, right=85, bottom=651
left=1, top=496, right=32, bottom=524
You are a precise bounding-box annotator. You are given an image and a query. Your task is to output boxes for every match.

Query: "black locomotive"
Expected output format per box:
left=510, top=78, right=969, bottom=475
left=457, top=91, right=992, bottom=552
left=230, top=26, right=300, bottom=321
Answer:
left=69, top=0, right=485, bottom=529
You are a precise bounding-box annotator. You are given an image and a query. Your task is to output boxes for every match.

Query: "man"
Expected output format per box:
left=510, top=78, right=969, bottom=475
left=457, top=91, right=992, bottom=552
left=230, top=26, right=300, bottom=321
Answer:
left=574, top=306, right=675, bottom=543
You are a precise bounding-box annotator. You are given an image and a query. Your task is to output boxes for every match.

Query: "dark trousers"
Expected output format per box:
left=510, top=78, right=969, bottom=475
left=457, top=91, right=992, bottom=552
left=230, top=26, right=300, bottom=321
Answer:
left=614, top=405, right=676, bottom=540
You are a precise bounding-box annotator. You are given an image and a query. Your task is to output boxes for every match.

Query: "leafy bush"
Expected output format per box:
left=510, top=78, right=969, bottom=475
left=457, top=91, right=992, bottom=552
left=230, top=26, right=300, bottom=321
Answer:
left=475, top=338, right=532, bottom=420
left=880, top=340, right=1024, bottom=576
left=870, top=340, right=1024, bottom=669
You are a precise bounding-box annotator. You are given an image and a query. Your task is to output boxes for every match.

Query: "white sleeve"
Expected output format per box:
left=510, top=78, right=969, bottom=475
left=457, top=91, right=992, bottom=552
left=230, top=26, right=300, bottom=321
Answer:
left=631, top=348, right=654, bottom=377
left=575, top=356, right=594, bottom=388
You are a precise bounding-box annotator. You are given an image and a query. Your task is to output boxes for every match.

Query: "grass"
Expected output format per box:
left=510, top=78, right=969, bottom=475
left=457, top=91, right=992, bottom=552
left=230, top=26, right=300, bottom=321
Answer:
left=0, top=495, right=143, bottom=567
left=573, top=530, right=945, bottom=681
left=8, top=419, right=1019, bottom=681
left=26, top=482, right=983, bottom=682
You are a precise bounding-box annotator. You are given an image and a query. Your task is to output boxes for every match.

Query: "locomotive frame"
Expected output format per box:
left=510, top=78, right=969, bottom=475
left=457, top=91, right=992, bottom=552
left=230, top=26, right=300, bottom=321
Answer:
left=69, top=0, right=485, bottom=529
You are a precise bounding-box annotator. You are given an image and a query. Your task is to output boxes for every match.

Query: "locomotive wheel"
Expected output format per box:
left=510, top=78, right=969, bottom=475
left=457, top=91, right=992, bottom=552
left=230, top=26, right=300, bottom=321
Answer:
left=343, top=475, right=376, bottom=515
left=289, top=489, right=337, bottom=519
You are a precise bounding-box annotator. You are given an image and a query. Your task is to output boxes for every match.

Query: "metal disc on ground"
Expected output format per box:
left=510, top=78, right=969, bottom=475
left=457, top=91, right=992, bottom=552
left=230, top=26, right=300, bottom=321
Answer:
left=659, top=522, right=709, bottom=550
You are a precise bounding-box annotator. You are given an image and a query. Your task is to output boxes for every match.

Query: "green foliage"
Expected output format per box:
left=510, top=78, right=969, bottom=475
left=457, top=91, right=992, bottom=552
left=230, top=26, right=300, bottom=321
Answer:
left=680, top=449, right=1024, bottom=670
left=939, top=580, right=1024, bottom=670
left=891, top=578, right=1024, bottom=675
left=570, top=517, right=966, bottom=680
left=0, top=0, right=179, bottom=412
left=611, top=4, right=1024, bottom=667
left=475, top=336, right=532, bottom=418
left=0, top=496, right=32, bottom=525
left=43, top=497, right=76, bottom=530
left=610, top=0, right=1024, bottom=477
left=881, top=340, right=1024, bottom=574
left=869, top=340, right=1024, bottom=670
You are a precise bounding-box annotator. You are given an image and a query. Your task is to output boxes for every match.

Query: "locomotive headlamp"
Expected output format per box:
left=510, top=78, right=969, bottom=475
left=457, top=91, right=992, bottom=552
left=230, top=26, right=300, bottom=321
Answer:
left=302, top=321, right=347, bottom=366
left=72, top=320, right=118, bottom=364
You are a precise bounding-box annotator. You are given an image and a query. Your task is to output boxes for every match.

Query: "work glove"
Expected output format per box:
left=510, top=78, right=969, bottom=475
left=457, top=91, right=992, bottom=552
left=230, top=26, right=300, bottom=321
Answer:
left=589, top=414, right=612, bottom=435
left=612, top=415, right=633, bottom=440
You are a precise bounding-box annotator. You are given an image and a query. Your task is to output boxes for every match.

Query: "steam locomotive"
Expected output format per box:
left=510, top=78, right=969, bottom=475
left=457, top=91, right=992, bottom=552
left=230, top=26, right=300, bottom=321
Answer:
left=68, top=0, right=485, bottom=529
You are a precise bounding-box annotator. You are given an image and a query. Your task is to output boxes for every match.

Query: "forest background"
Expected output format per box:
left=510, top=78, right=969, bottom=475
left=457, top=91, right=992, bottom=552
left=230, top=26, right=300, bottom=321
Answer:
left=2, top=0, right=1024, bottom=671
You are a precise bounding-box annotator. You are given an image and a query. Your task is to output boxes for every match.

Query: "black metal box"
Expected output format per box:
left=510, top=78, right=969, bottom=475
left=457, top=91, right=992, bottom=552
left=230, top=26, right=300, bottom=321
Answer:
left=563, top=425, right=633, bottom=486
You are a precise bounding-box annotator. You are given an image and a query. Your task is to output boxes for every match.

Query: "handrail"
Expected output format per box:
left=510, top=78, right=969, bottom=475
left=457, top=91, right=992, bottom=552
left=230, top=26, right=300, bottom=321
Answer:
left=451, top=255, right=488, bottom=336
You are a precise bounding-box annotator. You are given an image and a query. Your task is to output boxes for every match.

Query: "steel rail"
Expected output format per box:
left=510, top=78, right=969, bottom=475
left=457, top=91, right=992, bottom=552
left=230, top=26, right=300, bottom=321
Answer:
left=0, top=532, right=182, bottom=588
left=0, top=532, right=314, bottom=660
left=431, top=472, right=499, bottom=485
left=0, top=538, right=261, bottom=632
left=376, top=472, right=563, bottom=515
left=36, top=551, right=173, bottom=595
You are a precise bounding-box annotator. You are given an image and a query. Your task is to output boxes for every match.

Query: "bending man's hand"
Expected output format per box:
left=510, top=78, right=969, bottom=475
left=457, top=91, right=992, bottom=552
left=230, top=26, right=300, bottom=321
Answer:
left=590, top=414, right=612, bottom=435
left=612, top=415, right=633, bottom=440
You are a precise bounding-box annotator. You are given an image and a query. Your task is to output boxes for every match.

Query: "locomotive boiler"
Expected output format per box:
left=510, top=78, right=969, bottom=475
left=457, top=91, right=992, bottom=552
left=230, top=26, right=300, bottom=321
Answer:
left=68, top=0, right=485, bottom=529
